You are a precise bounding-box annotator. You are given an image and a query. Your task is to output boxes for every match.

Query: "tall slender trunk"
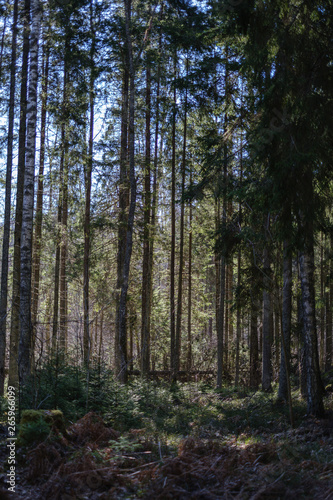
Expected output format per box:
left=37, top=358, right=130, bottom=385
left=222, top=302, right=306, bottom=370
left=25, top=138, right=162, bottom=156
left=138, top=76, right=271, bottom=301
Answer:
left=0, top=14, right=7, bottom=81
left=235, top=248, right=241, bottom=386
left=299, top=241, right=324, bottom=416
left=31, top=37, right=49, bottom=341
left=52, top=55, right=68, bottom=356
left=18, top=0, right=41, bottom=383
left=319, top=233, right=325, bottom=370
left=115, top=64, right=129, bottom=374
left=170, top=55, right=177, bottom=381
left=250, top=283, right=260, bottom=389
left=59, top=138, right=68, bottom=353
left=225, top=248, right=233, bottom=376
left=217, top=254, right=226, bottom=389
left=217, top=166, right=227, bottom=389
left=325, top=233, right=333, bottom=371
left=141, top=63, right=151, bottom=376
left=116, top=0, right=136, bottom=383
left=175, top=57, right=188, bottom=375
left=8, top=0, right=30, bottom=388
left=187, top=169, right=192, bottom=376
left=278, top=240, right=292, bottom=400
left=83, top=0, right=95, bottom=367
left=0, top=0, right=18, bottom=395
left=148, top=42, right=161, bottom=376
left=262, top=219, right=273, bottom=392
left=298, top=174, right=324, bottom=416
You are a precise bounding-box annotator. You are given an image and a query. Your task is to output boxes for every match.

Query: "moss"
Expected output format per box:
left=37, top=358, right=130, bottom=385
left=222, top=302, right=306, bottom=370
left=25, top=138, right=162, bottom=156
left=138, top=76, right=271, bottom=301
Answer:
left=18, top=409, right=67, bottom=446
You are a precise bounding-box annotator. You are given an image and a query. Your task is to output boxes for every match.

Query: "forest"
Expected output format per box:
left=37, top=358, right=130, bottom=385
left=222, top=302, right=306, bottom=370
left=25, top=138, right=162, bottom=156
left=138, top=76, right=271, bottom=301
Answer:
left=0, top=0, right=333, bottom=498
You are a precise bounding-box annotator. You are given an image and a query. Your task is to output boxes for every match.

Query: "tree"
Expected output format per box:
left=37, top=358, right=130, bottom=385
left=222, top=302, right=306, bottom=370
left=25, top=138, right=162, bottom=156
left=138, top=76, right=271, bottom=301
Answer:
left=8, top=0, right=30, bottom=389
left=18, top=0, right=42, bottom=382
left=0, top=0, right=18, bottom=395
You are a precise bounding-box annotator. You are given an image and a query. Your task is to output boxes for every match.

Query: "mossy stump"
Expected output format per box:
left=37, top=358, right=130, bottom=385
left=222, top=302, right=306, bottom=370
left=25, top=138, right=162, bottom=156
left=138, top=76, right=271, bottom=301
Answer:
left=17, top=409, right=67, bottom=446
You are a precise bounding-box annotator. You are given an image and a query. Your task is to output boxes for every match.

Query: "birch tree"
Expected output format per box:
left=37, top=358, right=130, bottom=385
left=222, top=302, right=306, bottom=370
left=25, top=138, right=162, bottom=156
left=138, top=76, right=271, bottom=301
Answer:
left=18, top=0, right=41, bottom=383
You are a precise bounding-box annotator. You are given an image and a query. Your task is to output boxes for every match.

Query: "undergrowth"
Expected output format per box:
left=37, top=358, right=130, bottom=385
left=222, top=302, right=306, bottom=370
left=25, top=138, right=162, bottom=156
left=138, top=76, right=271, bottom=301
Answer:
left=2, top=365, right=333, bottom=499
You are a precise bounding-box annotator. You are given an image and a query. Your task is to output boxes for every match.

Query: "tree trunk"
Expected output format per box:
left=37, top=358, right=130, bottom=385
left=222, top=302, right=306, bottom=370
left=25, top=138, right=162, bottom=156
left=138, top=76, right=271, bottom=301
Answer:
left=235, top=248, right=241, bottom=386
left=53, top=53, right=68, bottom=357
left=83, top=0, right=95, bottom=367
left=148, top=42, right=161, bottom=377
left=217, top=255, right=226, bottom=389
left=170, top=55, right=177, bottom=382
left=187, top=169, right=192, bottom=377
left=116, top=0, right=136, bottom=383
left=8, top=0, right=30, bottom=389
left=250, top=287, right=260, bottom=390
left=115, top=62, right=129, bottom=375
left=325, top=233, right=333, bottom=371
left=175, top=57, right=188, bottom=376
left=141, top=63, right=151, bottom=376
left=31, top=36, right=49, bottom=343
left=18, top=0, right=41, bottom=383
left=0, top=0, right=18, bottom=395
left=217, top=152, right=227, bottom=389
left=262, top=235, right=273, bottom=392
left=0, top=13, right=7, bottom=81
left=278, top=240, right=292, bottom=400
left=298, top=183, right=324, bottom=415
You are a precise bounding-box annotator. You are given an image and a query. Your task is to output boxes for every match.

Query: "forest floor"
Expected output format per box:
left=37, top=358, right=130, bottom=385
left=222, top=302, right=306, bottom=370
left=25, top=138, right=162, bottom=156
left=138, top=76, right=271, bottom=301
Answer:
left=1, top=383, right=333, bottom=499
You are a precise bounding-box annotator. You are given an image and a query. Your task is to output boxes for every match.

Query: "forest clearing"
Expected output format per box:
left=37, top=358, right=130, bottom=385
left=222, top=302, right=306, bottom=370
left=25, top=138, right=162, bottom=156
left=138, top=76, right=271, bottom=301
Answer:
left=0, top=0, right=333, bottom=497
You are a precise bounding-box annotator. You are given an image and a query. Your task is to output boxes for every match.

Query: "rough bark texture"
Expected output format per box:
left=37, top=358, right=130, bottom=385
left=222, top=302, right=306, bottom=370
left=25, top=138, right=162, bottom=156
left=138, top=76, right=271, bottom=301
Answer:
left=31, top=38, right=49, bottom=340
left=325, top=233, right=333, bottom=371
left=217, top=255, right=226, bottom=389
left=278, top=240, right=292, bottom=401
left=83, top=0, right=95, bottom=367
left=187, top=170, right=192, bottom=376
left=19, top=0, right=41, bottom=383
left=52, top=56, right=68, bottom=357
left=115, top=63, right=129, bottom=375
left=8, top=0, right=30, bottom=388
left=262, top=243, right=272, bottom=392
left=116, top=0, right=136, bottom=383
left=235, top=248, right=241, bottom=386
left=170, top=56, right=176, bottom=382
left=250, top=291, right=260, bottom=390
left=299, top=246, right=325, bottom=416
left=0, top=0, right=18, bottom=395
left=175, top=61, right=188, bottom=376
left=141, top=64, right=151, bottom=376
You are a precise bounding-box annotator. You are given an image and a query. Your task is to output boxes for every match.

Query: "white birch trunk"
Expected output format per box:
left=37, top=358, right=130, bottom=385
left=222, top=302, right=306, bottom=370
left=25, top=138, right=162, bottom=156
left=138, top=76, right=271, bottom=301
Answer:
left=18, top=0, right=41, bottom=382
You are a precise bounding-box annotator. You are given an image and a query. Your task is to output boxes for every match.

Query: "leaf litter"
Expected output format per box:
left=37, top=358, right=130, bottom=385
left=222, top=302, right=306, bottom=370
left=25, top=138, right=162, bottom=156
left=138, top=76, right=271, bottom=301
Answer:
left=1, top=393, right=333, bottom=499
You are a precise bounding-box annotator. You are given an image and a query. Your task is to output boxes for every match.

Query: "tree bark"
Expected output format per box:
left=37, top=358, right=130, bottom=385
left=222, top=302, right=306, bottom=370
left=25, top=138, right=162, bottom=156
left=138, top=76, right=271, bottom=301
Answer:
left=298, top=184, right=324, bottom=415
left=170, top=55, right=177, bottom=382
left=116, top=0, right=136, bottom=383
left=31, top=36, right=49, bottom=344
left=141, top=63, right=151, bottom=376
left=0, top=0, right=18, bottom=395
left=8, top=0, right=30, bottom=389
left=0, top=13, right=7, bottom=81
left=262, top=230, right=273, bottom=392
left=115, top=62, right=129, bottom=374
left=278, top=240, right=292, bottom=400
left=18, top=0, right=41, bottom=383
left=83, top=0, right=95, bottom=367
left=325, top=233, right=333, bottom=371
left=175, top=57, right=188, bottom=376
left=187, top=168, right=192, bottom=377
left=250, top=285, right=260, bottom=390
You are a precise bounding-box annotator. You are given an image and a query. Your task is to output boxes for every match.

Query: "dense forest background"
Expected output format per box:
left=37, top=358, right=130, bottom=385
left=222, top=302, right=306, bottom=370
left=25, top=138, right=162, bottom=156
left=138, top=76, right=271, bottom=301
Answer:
left=0, top=0, right=333, bottom=423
